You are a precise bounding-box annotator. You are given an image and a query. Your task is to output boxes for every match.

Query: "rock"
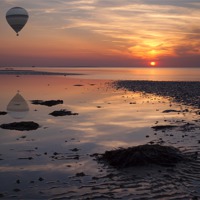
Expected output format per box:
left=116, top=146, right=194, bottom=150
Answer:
left=76, top=172, right=86, bottom=177
left=49, top=109, right=78, bottom=117
left=16, top=179, right=20, bottom=184
left=38, top=177, right=44, bottom=181
left=70, top=148, right=79, bottom=152
left=0, top=193, right=4, bottom=197
left=162, top=109, right=189, bottom=113
left=0, top=111, right=7, bottom=115
left=30, top=181, right=35, bottom=184
left=31, top=100, right=63, bottom=107
left=162, top=109, right=179, bottom=113
left=74, top=84, right=84, bottom=86
left=0, top=121, right=39, bottom=131
left=97, top=144, right=188, bottom=168
left=13, top=188, right=21, bottom=192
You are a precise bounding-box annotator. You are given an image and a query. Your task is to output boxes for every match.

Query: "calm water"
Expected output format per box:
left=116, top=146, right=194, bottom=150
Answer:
left=3, top=66, right=200, bottom=81
left=0, top=68, right=200, bottom=199
left=36, top=67, right=200, bottom=81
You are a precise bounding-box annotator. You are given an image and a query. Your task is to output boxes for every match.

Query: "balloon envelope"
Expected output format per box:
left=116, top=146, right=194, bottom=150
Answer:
left=6, top=7, right=29, bottom=36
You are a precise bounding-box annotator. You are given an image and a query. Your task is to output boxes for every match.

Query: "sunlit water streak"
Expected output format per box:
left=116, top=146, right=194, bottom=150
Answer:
left=2, top=66, right=200, bottom=81
left=0, top=68, right=200, bottom=199
left=36, top=67, right=200, bottom=81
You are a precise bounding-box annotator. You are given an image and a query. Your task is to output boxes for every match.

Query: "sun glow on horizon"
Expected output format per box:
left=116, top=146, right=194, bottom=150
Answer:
left=1, top=1, right=200, bottom=67
left=150, top=61, right=156, bottom=67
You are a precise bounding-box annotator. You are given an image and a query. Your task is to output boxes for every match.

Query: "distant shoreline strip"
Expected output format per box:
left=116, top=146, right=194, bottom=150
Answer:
left=0, top=70, right=84, bottom=76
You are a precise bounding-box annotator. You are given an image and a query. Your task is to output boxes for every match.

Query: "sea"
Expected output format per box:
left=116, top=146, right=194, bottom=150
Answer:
left=0, top=67, right=200, bottom=199
left=26, top=66, right=200, bottom=81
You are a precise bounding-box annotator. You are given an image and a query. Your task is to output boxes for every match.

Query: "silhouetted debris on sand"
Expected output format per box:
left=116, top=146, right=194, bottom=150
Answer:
left=0, top=121, right=39, bottom=131
left=114, top=80, right=200, bottom=108
left=49, top=109, right=78, bottom=116
left=97, top=144, right=187, bottom=168
left=31, top=100, right=63, bottom=107
left=0, top=111, right=7, bottom=115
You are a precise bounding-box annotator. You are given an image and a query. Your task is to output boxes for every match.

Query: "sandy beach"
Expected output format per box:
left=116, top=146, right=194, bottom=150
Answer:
left=0, top=70, right=200, bottom=199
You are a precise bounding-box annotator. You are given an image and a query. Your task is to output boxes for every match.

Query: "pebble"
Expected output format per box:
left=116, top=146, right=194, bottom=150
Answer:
left=76, top=172, right=86, bottom=177
left=38, top=177, right=44, bottom=181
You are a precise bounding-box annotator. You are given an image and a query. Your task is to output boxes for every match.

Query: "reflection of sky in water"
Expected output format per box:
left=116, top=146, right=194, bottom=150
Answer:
left=0, top=74, right=199, bottom=199
left=25, top=67, right=200, bottom=81
left=0, top=75, right=195, bottom=158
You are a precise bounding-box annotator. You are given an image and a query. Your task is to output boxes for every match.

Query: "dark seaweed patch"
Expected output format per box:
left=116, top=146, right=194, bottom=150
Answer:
left=31, top=100, right=63, bottom=107
left=49, top=109, right=78, bottom=117
left=0, top=121, right=39, bottom=131
left=96, top=144, right=188, bottom=168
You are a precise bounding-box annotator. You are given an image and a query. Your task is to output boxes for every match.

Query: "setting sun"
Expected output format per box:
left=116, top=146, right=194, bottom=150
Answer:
left=150, top=61, right=156, bottom=66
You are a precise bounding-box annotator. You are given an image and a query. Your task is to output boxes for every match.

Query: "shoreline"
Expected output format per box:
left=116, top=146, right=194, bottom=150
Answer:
left=114, top=80, right=200, bottom=108
left=0, top=69, right=83, bottom=76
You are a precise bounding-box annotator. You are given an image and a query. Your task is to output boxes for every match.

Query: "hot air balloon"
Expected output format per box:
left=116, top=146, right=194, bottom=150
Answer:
left=6, top=7, right=29, bottom=36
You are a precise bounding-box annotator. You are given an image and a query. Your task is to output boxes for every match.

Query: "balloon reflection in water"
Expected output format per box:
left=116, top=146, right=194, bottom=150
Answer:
left=7, top=92, right=29, bottom=119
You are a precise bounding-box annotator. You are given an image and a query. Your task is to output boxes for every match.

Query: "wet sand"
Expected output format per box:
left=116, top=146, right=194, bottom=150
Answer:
left=114, top=80, right=200, bottom=108
left=0, top=76, right=200, bottom=199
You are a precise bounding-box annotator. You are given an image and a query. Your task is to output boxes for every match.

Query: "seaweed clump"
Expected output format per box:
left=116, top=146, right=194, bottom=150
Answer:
left=49, top=109, right=78, bottom=117
left=31, top=100, right=63, bottom=107
left=0, top=121, right=39, bottom=131
left=98, top=144, right=187, bottom=168
left=0, top=111, right=7, bottom=115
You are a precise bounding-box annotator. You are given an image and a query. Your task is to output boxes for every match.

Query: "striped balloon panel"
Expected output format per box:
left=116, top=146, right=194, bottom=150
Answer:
left=6, top=15, right=28, bottom=33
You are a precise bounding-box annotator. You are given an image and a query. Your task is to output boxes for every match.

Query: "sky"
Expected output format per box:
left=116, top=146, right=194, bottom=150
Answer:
left=1, top=0, right=200, bottom=67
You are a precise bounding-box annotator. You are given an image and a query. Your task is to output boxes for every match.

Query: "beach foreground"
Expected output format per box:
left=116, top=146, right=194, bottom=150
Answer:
left=0, top=73, right=200, bottom=199
left=114, top=80, right=200, bottom=108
